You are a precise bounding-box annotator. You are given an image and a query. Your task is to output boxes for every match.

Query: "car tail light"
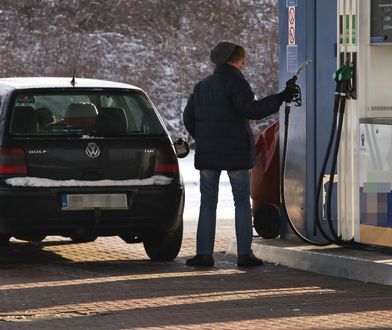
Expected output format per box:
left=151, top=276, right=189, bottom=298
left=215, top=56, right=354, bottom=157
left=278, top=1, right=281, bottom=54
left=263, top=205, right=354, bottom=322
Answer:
left=0, top=147, right=27, bottom=175
left=154, top=146, right=179, bottom=175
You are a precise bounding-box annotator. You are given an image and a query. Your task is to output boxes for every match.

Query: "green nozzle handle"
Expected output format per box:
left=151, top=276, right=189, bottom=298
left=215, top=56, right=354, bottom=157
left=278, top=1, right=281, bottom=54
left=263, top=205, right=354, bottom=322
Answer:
left=333, top=66, right=353, bottom=82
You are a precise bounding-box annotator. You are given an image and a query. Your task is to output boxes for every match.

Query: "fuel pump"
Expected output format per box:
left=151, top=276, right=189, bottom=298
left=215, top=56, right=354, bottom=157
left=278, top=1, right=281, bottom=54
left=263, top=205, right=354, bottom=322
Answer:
left=338, top=0, right=392, bottom=248
left=257, top=0, right=392, bottom=249
left=280, top=61, right=362, bottom=246
left=275, top=0, right=392, bottom=249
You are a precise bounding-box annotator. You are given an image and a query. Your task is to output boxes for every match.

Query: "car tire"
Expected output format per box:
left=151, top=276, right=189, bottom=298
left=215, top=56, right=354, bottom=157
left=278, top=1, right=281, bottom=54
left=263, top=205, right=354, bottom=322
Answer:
left=143, top=221, right=183, bottom=261
left=253, top=203, right=281, bottom=239
left=70, top=235, right=97, bottom=243
left=14, top=234, right=46, bottom=243
left=0, top=234, right=11, bottom=246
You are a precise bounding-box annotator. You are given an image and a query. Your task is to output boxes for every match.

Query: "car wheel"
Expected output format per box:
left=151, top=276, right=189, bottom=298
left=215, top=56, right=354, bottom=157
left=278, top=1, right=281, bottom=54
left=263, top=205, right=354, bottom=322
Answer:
left=253, top=203, right=281, bottom=239
left=0, top=234, right=11, bottom=246
left=70, top=234, right=97, bottom=243
left=143, top=221, right=183, bottom=261
left=14, top=234, right=46, bottom=243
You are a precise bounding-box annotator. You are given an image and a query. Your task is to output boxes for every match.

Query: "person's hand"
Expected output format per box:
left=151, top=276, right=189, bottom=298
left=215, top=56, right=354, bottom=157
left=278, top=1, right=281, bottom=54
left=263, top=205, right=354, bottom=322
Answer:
left=279, top=84, right=300, bottom=103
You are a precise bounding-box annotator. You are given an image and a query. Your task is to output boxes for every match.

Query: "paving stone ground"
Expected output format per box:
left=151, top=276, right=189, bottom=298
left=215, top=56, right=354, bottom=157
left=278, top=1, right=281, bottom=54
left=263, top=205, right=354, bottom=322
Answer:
left=0, top=227, right=391, bottom=330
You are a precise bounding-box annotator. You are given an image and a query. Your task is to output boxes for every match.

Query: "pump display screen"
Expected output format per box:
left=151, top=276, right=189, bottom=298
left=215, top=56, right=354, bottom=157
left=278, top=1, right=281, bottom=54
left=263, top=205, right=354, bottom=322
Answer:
left=370, top=0, right=392, bottom=44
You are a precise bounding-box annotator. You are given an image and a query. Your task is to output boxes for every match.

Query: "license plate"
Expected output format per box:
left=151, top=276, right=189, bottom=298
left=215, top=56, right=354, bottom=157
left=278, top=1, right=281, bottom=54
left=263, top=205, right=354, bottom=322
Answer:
left=61, top=193, right=128, bottom=210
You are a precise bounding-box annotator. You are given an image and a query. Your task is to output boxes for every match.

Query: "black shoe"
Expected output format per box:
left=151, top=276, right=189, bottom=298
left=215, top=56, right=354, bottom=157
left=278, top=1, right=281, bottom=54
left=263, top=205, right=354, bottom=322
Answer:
left=237, top=253, right=264, bottom=267
left=186, top=254, right=214, bottom=267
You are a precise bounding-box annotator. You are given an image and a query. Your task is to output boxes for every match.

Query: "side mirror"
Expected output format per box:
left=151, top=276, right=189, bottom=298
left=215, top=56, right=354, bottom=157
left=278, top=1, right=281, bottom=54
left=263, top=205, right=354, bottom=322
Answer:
left=173, top=138, right=190, bottom=158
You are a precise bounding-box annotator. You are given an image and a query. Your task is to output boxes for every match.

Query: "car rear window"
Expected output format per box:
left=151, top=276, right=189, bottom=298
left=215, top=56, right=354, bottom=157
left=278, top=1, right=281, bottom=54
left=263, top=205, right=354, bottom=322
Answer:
left=9, top=91, right=166, bottom=137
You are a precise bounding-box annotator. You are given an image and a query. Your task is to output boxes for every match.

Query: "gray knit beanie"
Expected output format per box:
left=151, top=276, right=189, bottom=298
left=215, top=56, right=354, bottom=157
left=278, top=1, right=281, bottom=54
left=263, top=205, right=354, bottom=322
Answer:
left=210, top=41, right=237, bottom=64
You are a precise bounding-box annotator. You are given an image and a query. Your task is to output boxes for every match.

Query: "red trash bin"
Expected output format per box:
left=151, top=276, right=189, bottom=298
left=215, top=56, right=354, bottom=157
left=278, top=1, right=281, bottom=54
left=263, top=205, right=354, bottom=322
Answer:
left=250, top=120, right=280, bottom=238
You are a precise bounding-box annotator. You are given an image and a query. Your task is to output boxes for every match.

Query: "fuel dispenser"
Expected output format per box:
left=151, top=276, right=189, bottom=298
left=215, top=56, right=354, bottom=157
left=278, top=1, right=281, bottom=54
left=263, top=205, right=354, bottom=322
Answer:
left=276, top=0, right=392, bottom=248
left=340, top=0, right=392, bottom=247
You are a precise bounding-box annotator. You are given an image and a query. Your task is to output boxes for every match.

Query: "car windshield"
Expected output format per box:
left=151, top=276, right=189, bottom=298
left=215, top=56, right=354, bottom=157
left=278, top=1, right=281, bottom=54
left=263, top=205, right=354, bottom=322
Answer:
left=9, top=91, right=166, bottom=137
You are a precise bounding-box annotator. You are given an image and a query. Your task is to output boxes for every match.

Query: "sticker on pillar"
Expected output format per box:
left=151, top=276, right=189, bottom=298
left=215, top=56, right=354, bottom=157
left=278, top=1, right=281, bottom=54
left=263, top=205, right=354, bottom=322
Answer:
left=287, top=45, right=298, bottom=73
left=287, top=5, right=297, bottom=73
left=286, top=0, right=298, bottom=7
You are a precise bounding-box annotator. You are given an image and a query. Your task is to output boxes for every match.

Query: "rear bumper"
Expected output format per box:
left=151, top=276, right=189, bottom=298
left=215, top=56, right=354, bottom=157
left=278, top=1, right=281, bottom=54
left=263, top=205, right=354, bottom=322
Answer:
left=0, top=184, right=184, bottom=236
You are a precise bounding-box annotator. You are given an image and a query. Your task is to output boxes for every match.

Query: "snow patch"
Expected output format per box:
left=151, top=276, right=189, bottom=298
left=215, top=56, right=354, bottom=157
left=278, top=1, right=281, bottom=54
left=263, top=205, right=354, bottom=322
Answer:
left=178, top=150, right=234, bottom=220
left=5, top=175, right=173, bottom=187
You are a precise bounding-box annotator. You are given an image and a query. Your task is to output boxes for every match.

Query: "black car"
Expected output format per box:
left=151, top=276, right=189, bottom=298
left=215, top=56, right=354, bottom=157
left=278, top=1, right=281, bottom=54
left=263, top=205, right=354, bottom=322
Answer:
left=0, top=77, right=188, bottom=261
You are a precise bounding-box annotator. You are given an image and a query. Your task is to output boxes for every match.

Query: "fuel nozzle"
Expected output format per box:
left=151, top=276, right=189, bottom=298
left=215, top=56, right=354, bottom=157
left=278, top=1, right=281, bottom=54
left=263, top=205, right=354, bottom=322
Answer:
left=332, top=65, right=353, bottom=113
left=284, top=76, right=302, bottom=106
left=285, top=59, right=311, bottom=106
left=295, top=58, right=312, bottom=79
left=333, top=65, right=353, bottom=83
left=333, top=65, right=353, bottom=97
left=289, top=82, right=302, bottom=106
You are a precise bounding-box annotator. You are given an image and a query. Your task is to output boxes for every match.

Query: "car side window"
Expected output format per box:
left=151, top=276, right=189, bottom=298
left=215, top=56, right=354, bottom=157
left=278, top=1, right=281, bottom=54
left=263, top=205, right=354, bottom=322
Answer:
left=124, top=97, right=145, bottom=132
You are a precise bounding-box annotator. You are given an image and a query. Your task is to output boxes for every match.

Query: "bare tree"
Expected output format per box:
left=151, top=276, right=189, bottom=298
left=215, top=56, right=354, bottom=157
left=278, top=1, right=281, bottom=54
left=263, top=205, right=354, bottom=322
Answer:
left=0, top=0, right=279, bottom=138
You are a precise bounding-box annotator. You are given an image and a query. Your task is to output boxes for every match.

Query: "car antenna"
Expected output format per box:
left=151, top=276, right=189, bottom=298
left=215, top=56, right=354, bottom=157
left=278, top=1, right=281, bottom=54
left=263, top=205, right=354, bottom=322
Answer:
left=70, top=34, right=84, bottom=87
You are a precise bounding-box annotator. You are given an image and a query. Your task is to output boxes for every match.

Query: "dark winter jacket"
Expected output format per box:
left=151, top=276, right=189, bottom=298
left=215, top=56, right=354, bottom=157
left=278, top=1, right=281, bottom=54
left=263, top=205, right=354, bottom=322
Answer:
left=183, top=63, right=283, bottom=170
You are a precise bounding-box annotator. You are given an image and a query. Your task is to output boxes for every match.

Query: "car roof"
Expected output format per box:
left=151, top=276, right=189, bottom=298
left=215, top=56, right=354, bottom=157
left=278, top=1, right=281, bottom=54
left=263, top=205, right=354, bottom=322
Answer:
left=0, top=77, right=142, bottom=91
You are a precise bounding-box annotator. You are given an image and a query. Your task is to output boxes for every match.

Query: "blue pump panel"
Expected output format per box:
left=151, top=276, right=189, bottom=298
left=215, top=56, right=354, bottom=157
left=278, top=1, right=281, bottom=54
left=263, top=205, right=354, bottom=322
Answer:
left=279, top=0, right=338, bottom=239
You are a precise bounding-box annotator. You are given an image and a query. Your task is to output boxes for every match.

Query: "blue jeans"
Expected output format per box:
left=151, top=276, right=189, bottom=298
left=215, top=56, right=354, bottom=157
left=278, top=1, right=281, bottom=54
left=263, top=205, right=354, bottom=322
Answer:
left=196, top=169, right=253, bottom=256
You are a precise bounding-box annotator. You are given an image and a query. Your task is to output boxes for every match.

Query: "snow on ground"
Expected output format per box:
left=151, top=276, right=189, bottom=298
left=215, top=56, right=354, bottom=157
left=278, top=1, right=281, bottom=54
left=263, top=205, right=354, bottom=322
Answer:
left=178, top=150, right=235, bottom=222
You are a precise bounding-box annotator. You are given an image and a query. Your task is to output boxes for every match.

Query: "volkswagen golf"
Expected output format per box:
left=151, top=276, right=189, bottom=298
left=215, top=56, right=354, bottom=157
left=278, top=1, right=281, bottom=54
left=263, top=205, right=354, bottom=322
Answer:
left=0, top=77, right=188, bottom=261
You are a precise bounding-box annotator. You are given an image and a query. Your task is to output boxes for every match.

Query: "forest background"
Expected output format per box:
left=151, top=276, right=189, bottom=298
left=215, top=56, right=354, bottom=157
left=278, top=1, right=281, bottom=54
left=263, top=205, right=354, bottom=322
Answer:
left=0, top=0, right=279, bottom=141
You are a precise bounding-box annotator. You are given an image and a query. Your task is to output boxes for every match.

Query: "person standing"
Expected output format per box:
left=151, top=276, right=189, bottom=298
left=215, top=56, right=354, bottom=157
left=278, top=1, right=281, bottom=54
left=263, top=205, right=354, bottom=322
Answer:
left=183, top=41, right=295, bottom=267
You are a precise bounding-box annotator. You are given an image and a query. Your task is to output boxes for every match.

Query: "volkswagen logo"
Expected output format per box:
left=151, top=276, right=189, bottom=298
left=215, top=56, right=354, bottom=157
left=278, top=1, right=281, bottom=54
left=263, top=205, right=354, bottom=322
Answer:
left=85, top=142, right=101, bottom=159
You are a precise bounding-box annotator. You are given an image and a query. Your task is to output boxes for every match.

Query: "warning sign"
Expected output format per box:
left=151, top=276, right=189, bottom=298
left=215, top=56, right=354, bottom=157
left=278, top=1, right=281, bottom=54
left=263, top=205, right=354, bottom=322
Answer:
left=287, top=45, right=298, bottom=73
left=288, top=6, right=296, bottom=45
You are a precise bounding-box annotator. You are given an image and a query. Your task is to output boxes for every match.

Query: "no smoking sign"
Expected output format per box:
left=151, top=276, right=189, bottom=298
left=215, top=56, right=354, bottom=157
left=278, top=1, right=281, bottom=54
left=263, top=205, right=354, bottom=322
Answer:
left=288, top=6, right=296, bottom=45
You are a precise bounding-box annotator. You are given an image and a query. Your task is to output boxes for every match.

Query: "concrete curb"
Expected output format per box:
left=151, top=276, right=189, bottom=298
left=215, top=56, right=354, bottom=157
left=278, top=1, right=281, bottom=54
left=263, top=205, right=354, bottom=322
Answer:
left=227, top=238, right=392, bottom=286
